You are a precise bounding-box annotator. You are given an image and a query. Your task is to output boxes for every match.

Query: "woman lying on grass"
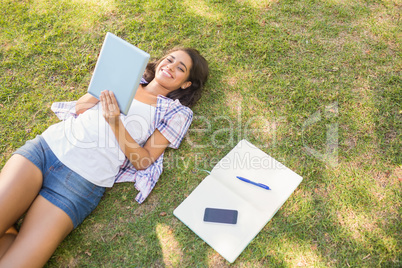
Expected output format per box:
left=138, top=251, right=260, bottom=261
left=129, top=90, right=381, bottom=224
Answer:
left=0, top=47, right=208, bottom=267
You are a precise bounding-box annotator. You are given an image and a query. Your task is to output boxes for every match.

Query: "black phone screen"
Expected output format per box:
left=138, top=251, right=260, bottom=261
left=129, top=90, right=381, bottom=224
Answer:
left=203, top=208, right=238, bottom=224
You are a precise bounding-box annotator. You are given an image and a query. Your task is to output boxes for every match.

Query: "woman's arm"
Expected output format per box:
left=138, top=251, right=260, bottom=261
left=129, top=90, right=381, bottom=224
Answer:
left=75, top=93, right=99, bottom=115
left=100, top=90, right=170, bottom=170
left=111, top=124, right=169, bottom=170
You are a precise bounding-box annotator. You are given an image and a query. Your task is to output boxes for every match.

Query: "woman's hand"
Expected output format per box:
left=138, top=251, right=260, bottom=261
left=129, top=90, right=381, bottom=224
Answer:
left=100, top=90, right=121, bottom=124
left=100, top=89, right=170, bottom=170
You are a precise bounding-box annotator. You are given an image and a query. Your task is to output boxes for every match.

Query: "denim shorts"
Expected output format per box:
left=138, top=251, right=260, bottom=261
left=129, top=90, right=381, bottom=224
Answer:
left=13, top=135, right=106, bottom=229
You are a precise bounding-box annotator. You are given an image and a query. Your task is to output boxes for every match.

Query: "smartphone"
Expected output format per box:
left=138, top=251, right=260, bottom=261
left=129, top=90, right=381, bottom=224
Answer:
left=203, top=208, right=238, bottom=224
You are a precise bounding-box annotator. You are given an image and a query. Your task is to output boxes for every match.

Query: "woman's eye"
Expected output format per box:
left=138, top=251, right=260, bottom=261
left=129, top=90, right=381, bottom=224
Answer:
left=178, top=67, right=184, bottom=72
left=166, top=58, right=173, bottom=63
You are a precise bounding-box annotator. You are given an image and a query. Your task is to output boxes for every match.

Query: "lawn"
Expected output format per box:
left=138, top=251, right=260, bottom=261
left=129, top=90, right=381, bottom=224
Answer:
left=0, top=0, right=400, bottom=267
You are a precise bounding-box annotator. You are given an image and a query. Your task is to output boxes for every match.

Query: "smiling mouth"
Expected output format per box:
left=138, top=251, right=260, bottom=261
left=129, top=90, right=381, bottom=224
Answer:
left=161, top=69, right=173, bottom=78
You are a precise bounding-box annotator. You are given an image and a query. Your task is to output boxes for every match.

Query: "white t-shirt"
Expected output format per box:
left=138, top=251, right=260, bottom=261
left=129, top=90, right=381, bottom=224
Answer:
left=42, top=99, right=155, bottom=187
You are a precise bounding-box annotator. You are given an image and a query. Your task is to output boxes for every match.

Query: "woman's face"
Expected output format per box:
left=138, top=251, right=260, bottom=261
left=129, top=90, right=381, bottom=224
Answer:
left=154, top=50, right=193, bottom=91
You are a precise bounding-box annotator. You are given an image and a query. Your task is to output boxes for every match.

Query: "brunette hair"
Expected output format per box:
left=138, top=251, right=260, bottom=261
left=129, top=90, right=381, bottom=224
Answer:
left=143, top=48, right=209, bottom=107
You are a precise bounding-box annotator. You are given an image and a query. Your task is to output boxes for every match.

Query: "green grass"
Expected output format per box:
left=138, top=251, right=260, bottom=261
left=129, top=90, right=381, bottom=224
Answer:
left=1, top=0, right=401, bottom=267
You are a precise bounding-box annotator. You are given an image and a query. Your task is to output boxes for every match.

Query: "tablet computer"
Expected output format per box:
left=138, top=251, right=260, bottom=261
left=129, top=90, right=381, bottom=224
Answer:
left=87, top=32, right=150, bottom=115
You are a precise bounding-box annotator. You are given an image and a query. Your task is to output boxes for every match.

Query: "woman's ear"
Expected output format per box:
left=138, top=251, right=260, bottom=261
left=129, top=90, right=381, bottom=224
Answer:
left=181, top=81, right=192, bottom=90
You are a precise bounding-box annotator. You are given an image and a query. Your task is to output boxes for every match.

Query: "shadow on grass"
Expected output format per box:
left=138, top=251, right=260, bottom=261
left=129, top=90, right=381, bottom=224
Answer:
left=1, top=0, right=399, bottom=267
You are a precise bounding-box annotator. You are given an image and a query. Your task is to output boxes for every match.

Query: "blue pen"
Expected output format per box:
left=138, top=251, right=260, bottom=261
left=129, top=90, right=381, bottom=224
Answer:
left=236, top=176, right=271, bottom=190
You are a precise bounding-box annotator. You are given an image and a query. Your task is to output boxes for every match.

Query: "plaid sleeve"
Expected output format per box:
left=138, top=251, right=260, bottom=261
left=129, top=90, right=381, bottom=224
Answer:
left=156, top=101, right=193, bottom=149
left=51, top=101, right=78, bottom=120
left=51, top=77, right=147, bottom=120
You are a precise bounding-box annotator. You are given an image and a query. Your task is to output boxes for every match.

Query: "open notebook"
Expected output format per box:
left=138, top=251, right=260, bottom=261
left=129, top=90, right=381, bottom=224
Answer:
left=173, top=139, right=303, bottom=263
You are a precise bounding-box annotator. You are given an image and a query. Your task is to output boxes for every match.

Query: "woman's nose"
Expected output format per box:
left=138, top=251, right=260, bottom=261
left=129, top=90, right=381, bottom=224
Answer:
left=166, top=63, right=174, bottom=70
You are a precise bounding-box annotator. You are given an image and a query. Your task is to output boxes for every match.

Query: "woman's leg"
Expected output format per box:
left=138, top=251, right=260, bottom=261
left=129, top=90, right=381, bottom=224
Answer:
left=0, top=227, right=18, bottom=258
left=0, top=195, right=74, bottom=268
left=0, top=154, right=43, bottom=237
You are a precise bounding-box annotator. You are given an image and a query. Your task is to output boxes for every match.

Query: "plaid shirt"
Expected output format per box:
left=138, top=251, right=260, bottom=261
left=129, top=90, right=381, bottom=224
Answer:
left=50, top=88, right=193, bottom=204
